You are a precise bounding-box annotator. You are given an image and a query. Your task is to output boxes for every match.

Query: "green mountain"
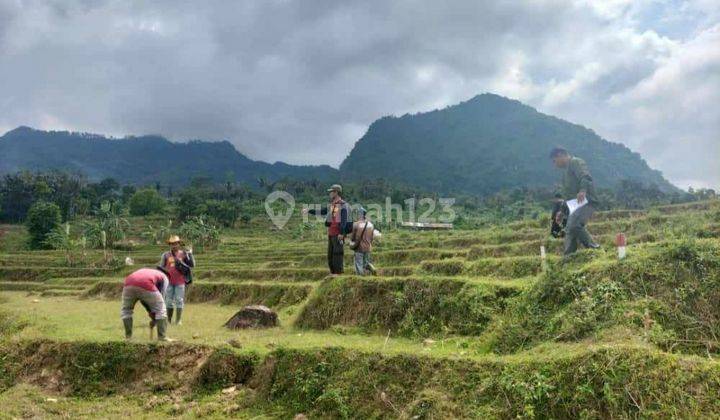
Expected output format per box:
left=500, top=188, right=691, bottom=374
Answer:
left=339, top=93, right=677, bottom=195
left=1, top=94, right=677, bottom=195
left=0, top=126, right=338, bottom=186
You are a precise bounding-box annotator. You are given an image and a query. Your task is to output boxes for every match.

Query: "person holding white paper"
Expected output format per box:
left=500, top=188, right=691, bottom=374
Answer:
left=564, top=198, right=586, bottom=215
left=550, top=147, right=601, bottom=256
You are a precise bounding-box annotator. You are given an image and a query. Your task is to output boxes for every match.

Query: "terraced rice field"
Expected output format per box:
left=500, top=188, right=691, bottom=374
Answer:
left=2, top=200, right=720, bottom=418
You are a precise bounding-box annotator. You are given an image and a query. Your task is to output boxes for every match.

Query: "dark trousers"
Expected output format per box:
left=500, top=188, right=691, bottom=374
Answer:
left=327, top=235, right=344, bottom=274
left=564, top=204, right=596, bottom=255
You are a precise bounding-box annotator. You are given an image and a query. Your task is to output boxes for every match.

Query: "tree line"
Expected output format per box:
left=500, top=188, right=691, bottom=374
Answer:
left=0, top=170, right=715, bottom=251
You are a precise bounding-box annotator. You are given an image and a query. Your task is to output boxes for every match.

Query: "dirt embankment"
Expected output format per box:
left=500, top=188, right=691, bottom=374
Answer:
left=3, top=339, right=720, bottom=418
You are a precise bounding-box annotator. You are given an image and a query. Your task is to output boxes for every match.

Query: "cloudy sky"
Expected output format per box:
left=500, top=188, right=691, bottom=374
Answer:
left=0, top=0, right=718, bottom=188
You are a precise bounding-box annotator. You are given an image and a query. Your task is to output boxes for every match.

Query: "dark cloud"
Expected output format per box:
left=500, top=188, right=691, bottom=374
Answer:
left=0, top=0, right=717, bottom=188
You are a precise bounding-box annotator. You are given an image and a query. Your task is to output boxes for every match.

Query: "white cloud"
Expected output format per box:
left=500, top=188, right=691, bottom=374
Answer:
left=0, top=0, right=717, bottom=188
left=578, top=0, right=634, bottom=19
left=604, top=24, right=720, bottom=188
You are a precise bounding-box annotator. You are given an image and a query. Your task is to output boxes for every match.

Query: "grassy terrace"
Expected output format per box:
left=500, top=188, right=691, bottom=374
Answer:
left=1, top=200, right=720, bottom=418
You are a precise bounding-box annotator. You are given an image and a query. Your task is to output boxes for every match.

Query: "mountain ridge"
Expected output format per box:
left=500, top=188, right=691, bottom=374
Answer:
left=1, top=93, right=677, bottom=194
left=339, top=93, right=677, bottom=194
left=0, top=126, right=338, bottom=186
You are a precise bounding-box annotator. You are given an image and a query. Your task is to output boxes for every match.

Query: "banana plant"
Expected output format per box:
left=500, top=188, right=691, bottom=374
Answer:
left=142, top=219, right=173, bottom=245
left=178, top=216, right=220, bottom=251
left=43, top=222, right=88, bottom=266
left=83, top=201, right=130, bottom=249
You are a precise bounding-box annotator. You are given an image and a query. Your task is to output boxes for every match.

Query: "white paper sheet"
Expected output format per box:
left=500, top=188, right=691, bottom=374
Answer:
left=566, top=198, right=587, bottom=215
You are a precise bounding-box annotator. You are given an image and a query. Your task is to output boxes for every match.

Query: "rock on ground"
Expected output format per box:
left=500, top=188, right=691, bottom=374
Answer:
left=224, top=305, right=279, bottom=329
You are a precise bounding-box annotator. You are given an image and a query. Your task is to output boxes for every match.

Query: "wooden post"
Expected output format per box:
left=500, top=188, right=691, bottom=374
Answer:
left=615, top=233, right=627, bottom=259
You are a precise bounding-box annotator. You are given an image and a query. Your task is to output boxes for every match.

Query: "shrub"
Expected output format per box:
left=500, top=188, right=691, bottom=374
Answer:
left=43, top=223, right=88, bottom=266
left=128, top=188, right=166, bottom=216
left=178, top=216, right=220, bottom=250
left=25, top=201, right=61, bottom=249
left=0, top=309, right=29, bottom=338
left=204, top=199, right=242, bottom=227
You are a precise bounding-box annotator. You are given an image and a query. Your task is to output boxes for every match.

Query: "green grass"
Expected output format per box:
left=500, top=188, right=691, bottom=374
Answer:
left=84, top=281, right=313, bottom=309
left=1, top=199, right=720, bottom=417
left=296, top=276, right=520, bottom=337
left=0, top=224, right=29, bottom=253
left=0, top=292, right=481, bottom=359
left=3, top=338, right=720, bottom=418
left=0, top=384, right=277, bottom=418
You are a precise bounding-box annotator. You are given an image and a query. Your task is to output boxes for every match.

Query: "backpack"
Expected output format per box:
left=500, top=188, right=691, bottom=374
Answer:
left=550, top=201, right=569, bottom=238
left=176, top=260, right=193, bottom=284
left=343, top=221, right=354, bottom=235
left=342, top=202, right=355, bottom=234
left=170, top=251, right=194, bottom=284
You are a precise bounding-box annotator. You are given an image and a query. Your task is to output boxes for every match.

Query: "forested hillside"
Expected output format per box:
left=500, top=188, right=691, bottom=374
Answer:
left=340, top=93, right=677, bottom=195
left=0, top=127, right=337, bottom=186
left=1, top=94, right=679, bottom=196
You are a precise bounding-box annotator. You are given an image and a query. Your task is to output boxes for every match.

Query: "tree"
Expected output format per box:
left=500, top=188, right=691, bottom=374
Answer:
left=129, top=188, right=167, bottom=216
left=25, top=201, right=61, bottom=249
left=83, top=201, right=129, bottom=249
left=0, top=171, right=83, bottom=222
left=190, top=176, right=213, bottom=189
left=45, top=171, right=83, bottom=219
left=224, top=170, right=235, bottom=193
left=205, top=199, right=242, bottom=227
left=615, top=179, right=670, bottom=209
left=689, top=188, right=717, bottom=201
left=0, top=172, right=44, bottom=222
left=175, top=188, right=208, bottom=221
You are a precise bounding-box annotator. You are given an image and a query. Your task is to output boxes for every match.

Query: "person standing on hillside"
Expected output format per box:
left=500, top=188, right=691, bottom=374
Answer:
left=349, top=207, right=377, bottom=275
left=159, top=235, right=195, bottom=325
left=550, top=147, right=601, bottom=256
left=121, top=267, right=170, bottom=341
left=303, top=184, right=350, bottom=275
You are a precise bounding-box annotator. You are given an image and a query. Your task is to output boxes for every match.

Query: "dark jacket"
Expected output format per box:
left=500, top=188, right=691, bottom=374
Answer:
left=561, top=156, right=599, bottom=205
left=309, top=199, right=349, bottom=236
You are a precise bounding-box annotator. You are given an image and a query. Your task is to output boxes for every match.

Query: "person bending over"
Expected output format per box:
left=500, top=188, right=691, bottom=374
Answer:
left=121, top=267, right=170, bottom=341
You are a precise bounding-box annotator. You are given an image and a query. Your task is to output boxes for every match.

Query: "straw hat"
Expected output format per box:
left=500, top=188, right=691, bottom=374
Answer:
left=166, top=235, right=183, bottom=245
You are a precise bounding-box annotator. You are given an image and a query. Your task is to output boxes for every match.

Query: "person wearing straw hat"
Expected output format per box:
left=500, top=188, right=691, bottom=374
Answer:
left=159, top=235, right=195, bottom=325
left=121, top=266, right=170, bottom=341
